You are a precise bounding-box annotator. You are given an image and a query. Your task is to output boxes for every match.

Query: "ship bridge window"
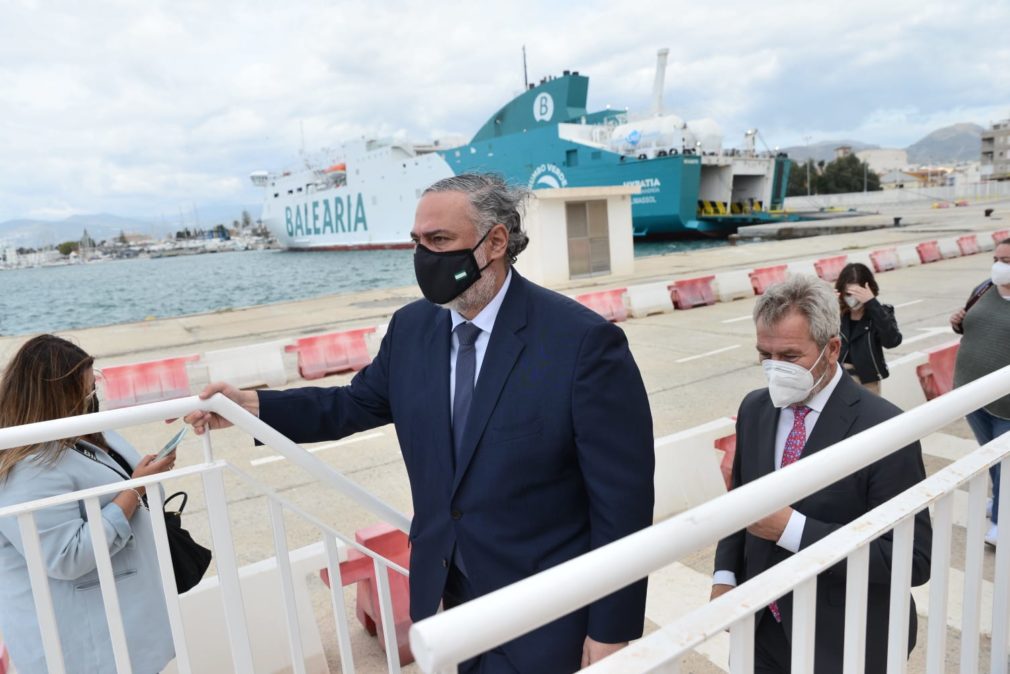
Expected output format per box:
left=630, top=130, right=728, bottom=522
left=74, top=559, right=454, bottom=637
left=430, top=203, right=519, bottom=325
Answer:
left=566, top=149, right=579, bottom=167
left=273, top=193, right=279, bottom=198
left=297, top=187, right=303, bottom=193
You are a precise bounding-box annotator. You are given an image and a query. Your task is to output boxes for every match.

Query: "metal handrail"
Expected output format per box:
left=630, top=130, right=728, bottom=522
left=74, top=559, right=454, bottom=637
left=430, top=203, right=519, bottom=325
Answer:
left=408, top=364, right=1010, bottom=672
left=0, top=394, right=410, bottom=532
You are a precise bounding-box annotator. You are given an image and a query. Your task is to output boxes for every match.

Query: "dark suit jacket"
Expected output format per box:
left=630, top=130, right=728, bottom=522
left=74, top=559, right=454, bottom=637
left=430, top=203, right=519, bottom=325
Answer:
left=259, top=271, right=655, bottom=672
left=714, top=371, right=931, bottom=674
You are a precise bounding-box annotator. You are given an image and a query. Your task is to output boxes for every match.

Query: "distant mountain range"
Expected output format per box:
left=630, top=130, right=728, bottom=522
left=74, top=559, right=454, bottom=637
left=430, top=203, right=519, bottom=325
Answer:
left=781, top=123, right=984, bottom=165
left=0, top=205, right=257, bottom=248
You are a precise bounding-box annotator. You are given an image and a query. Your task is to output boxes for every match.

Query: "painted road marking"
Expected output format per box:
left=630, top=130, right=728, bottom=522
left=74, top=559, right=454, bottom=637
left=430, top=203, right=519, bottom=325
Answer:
left=894, top=299, right=925, bottom=309
left=721, top=315, right=752, bottom=324
left=251, top=432, right=385, bottom=466
left=676, top=344, right=741, bottom=363
left=902, top=326, right=955, bottom=346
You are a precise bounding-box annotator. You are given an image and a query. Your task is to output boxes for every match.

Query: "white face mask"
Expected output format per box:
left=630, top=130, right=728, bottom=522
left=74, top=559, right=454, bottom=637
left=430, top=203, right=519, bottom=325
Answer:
left=844, top=295, right=861, bottom=310
left=992, top=261, right=1010, bottom=287
left=762, top=344, right=829, bottom=408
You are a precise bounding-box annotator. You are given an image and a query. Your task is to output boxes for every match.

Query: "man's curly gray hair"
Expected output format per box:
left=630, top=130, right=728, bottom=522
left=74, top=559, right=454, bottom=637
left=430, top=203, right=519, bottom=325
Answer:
left=423, top=173, right=531, bottom=263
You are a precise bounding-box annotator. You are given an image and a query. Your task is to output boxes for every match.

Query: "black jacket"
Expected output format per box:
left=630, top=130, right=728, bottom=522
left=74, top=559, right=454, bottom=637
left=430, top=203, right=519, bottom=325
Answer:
left=840, top=298, right=902, bottom=382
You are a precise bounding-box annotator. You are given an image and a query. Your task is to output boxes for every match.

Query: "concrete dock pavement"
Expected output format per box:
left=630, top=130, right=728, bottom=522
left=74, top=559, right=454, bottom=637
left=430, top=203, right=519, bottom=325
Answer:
left=1, top=199, right=1008, bottom=672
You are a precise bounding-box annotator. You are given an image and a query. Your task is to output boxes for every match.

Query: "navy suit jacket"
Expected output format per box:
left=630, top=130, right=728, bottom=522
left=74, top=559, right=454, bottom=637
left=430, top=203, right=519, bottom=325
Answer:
left=714, top=372, right=931, bottom=674
left=259, top=271, right=655, bottom=671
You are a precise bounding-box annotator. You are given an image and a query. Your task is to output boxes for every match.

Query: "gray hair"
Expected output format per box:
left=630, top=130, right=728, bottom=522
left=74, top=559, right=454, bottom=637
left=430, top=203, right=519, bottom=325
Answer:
left=753, top=274, right=840, bottom=347
left=423, top=173, right=530, bottom=263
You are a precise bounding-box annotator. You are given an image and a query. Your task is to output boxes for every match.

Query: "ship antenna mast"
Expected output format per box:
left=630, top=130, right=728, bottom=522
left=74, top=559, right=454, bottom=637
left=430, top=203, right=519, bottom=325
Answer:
left=522, top=45, right=529, bottom=90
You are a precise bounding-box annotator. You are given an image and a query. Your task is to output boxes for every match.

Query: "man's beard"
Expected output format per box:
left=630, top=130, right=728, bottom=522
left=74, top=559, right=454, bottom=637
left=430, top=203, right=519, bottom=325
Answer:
left=440, top=248, right=498, bottom=316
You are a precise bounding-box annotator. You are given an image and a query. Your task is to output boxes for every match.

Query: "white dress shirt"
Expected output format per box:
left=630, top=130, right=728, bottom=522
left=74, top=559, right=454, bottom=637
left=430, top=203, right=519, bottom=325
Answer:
left=448, top=269, right=512, bottom=418
left=713, top=364, right=844, bottom=588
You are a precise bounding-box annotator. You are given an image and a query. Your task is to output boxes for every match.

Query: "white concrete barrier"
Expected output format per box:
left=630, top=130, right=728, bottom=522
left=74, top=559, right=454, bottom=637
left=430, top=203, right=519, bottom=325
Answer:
left=896, top=244, right=922, bottom=268
left=164, top=542, right=342, bottom=674
left=786, top=259, right=817, bottom=278
left=980, top=233, right=998, bottom=252
left=845, top=250, right=874, bottom=271
left=712, top=270, right=753, bottom=302
left=937, top=237, right=962, bottom=259
left=201, top=341, right=289, bottom=389
left=626, top=282, right=675, bottom=318
left=366, top=323, right=389, bottom=356
left=653, top=417, right=735, bottom=520
left=880, top=350, right=928, bottom=411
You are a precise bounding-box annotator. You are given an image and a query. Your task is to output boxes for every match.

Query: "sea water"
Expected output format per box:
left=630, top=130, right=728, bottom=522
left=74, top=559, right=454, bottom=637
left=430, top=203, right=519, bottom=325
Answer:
left=0, top=240, right=728, bottom=336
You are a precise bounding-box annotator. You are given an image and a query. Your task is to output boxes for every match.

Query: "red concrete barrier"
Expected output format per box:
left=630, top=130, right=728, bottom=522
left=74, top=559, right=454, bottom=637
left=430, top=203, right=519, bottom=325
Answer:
left=714, top=433, right=736, bottom=491
left=994, top=229, right=1010, bottom=244
left=576, top=289, right=628, bottom=322
left=916, top=240, right=942, bottom=264
left=814, top=255, right=849, bottom=282
left=669, top=275, right=717, bottom=309
left=870, top=248, right=900, bottom=273
left=748, top=265, right=788, bottom=295
left=0, top=640, right=9, bottom=674
left=286, top=328, right=376, bottom=380
left=957, top=235, right=980, bottom=256
left=916, top=341, right=960, bottom=401
left=99, top=356, right=199, bottom=409
left=320, top=523, right=413, bottom=666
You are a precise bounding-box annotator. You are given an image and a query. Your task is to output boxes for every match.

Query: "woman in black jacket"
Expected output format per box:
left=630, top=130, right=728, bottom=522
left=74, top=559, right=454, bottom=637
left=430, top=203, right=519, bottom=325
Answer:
left=835, top=263, right=903, bottom=393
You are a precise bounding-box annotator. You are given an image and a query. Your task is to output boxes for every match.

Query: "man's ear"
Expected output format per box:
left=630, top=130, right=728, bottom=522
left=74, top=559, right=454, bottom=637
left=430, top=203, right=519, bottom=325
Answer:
left=487, top=223, right=509, bottom=261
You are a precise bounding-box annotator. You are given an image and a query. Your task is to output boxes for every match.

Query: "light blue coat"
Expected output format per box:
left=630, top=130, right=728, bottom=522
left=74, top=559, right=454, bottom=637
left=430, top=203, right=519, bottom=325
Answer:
left=0, top=432, right=175, bottom=674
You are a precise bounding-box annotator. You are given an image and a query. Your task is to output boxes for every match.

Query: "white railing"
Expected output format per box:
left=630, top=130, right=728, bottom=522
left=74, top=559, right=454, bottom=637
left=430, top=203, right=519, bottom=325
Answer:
left=409, top=364, right=1010, bottom=674
left=0, top=394, right=411, bottom=674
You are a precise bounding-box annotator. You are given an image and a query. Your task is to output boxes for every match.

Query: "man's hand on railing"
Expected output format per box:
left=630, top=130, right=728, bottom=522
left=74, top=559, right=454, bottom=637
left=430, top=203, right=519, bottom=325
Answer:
left=710, top=583, right=734, bottom=601
left=581, top=637, right=627, bottom=668
left=747, top=506, right=792, bottom=542
left=183, top=382, right=260, bottom=434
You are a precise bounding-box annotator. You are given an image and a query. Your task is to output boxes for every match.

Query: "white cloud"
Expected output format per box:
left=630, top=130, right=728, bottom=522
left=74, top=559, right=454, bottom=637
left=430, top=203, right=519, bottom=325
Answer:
left=0, top=0, right=1007, bottom=221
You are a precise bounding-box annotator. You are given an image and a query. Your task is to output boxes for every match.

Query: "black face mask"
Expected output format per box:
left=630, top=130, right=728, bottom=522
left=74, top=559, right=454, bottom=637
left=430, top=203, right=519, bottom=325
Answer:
left=413, top=228, right=493, bottom=305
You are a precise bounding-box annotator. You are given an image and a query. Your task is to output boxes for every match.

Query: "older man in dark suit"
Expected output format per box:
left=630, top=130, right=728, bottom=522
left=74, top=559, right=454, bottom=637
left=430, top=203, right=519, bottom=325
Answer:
left=711, top=274, right=931, bottom=673
left=187, top=174, right=655, bottom=673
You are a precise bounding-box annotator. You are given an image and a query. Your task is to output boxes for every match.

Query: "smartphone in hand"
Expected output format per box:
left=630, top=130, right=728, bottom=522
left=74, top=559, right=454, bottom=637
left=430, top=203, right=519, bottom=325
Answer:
left=156, top=427, right=188, bottom=461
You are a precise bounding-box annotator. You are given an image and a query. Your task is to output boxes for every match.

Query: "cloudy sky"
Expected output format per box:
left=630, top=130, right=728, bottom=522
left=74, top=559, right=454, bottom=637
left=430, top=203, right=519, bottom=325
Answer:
left=1, top=0, right=1008, bottom=223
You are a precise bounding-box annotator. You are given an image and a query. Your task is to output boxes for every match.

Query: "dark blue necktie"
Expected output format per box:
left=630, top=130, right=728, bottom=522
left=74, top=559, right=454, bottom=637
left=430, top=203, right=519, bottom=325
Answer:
left=452, top=322, right=482, bottom=462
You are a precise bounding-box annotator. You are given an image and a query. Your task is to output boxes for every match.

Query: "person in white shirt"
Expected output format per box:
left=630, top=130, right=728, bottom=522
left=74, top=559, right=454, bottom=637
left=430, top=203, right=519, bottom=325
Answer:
left=710, top=274, right=932, bottom=674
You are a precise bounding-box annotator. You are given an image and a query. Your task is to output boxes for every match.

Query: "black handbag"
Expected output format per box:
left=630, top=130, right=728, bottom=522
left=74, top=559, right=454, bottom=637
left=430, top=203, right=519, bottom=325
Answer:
left=163, top=491, right=213, bottom=593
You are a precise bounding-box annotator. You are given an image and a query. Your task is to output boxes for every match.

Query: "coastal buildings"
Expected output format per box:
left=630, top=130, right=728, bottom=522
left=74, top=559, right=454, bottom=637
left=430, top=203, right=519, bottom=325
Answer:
left=982, top=117, right=1010, bottom=181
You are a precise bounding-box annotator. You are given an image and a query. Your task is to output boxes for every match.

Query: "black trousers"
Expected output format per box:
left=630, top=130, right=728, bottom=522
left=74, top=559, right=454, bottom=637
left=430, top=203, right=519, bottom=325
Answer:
left=443, top=564, right=520, bottom=674
left=754, top=609, right=791, bottom=674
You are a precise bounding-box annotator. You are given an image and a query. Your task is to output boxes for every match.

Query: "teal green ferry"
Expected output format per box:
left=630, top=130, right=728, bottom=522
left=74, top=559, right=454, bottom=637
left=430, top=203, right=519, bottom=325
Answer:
left=438, top=51, right=791, bottom=237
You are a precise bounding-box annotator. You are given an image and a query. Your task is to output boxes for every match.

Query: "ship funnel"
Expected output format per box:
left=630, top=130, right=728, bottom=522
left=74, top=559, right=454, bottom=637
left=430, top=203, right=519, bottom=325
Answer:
left=651, top=48, right=669, bottom=116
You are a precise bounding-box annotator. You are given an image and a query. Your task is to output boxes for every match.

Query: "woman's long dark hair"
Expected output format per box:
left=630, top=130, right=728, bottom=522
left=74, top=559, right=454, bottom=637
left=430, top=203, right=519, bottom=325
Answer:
left=0, top=335, right=106, bottom=481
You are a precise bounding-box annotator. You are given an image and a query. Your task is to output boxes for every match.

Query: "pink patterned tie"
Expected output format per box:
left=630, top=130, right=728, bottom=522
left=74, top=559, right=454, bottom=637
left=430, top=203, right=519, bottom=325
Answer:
left=769, top=405, right=811, bottom=623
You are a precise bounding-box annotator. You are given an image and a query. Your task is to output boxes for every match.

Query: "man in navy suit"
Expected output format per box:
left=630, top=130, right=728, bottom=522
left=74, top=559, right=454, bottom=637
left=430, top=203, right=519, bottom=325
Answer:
left=187, top=174, right=655, bottom=672
left=711, top=275, right=931, bottom=673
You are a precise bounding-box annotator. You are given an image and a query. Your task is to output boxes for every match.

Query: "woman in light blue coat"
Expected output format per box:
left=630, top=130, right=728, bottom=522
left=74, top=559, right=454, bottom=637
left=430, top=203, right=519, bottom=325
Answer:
left=0, top=335, right=177, bottom=674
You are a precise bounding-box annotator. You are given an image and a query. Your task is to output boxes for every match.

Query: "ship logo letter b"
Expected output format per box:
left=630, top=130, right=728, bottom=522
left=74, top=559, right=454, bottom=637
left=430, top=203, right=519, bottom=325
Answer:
left=533, top=93, right=554, bottom=122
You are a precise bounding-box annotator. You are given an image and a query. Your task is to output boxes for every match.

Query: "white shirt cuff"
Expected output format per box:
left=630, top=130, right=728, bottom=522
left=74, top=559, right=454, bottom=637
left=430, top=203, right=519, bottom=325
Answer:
left=712, top=570, right=738, bottom=587
left=777, top=510, right=806, bottom=553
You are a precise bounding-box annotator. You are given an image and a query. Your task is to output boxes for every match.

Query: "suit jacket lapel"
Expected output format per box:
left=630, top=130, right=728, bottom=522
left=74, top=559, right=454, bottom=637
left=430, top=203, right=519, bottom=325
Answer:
left=424, top=309, right=454, bottom=477
left=451, top=273, right=528, bottom=495
left=803, top=370, right=860, bottom=457
left=757, top=397, right=780, bottom=479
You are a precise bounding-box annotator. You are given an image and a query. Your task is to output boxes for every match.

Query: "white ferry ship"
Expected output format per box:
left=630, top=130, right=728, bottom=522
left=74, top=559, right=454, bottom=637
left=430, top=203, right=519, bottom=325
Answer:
left=250, top=138, right=454, bottom=250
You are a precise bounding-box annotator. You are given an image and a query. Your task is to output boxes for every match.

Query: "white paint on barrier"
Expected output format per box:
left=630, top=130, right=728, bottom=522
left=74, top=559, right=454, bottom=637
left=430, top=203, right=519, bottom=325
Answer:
left=251, top=432, right=385, bottom=466
left=893, top=299, right=924, bottom=309
left=675, top=345, right=741, bottom=364
left=720, top=315, right=752, bottom=324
